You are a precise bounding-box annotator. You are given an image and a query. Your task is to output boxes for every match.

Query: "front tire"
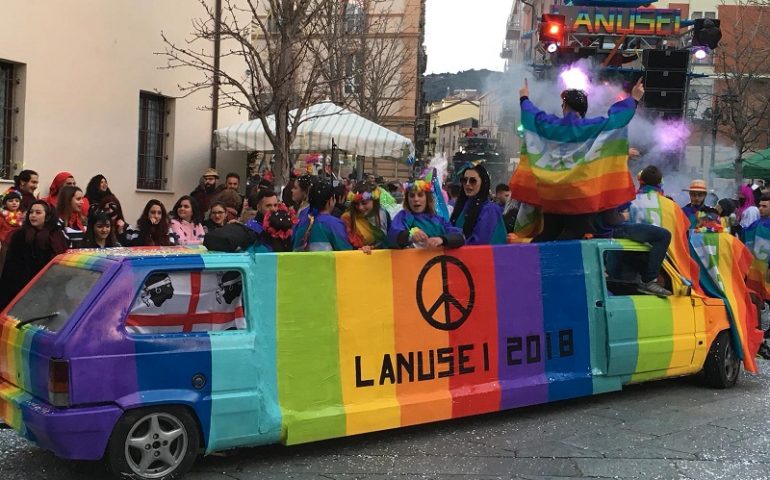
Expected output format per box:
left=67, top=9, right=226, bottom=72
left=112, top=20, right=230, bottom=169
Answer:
left=703, top=330, right=741, bottom=389
left=106, top=406, right=200, bottom=480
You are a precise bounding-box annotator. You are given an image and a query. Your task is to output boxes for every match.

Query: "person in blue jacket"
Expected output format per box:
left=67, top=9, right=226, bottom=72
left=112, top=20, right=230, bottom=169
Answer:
left=449, top=162, right=507, bottom=245
left=388, top=178, right=464, bottom=249
left=293, top=180, right=353, bottom=252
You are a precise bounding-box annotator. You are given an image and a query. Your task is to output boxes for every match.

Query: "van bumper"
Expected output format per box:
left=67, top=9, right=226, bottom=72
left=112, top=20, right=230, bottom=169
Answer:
left=0, top=380, right=123, bottom=460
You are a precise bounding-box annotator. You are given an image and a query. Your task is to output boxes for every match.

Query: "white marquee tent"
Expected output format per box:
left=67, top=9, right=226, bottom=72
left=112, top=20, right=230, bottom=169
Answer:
left=214, top=102, right=415, bottom=162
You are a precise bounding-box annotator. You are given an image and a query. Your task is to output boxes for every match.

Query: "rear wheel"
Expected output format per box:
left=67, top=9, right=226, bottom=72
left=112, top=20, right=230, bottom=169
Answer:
left=703, top=330, right=741, bottom=389
left=106, top=406, right=199, bottom=480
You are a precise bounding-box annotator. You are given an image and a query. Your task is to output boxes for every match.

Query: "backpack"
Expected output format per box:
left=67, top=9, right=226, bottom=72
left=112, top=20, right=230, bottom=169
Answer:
left=203, top=223, right=260, bottom=252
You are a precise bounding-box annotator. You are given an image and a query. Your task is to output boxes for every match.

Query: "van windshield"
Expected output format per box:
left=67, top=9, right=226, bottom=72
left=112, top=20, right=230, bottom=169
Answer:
left=8, top=264, right=102, bottom=333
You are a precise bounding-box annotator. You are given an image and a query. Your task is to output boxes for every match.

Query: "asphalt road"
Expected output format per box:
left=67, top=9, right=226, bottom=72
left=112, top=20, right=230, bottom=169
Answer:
left=2, top=360, right=769, bottom=480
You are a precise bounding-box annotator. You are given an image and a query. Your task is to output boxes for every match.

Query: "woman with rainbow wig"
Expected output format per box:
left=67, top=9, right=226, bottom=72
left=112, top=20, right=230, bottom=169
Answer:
left=450, top=162, right=507, bottom=245
left=341, top=183, right=390, bottom=251
left=388, top=177, right=464, bottom=249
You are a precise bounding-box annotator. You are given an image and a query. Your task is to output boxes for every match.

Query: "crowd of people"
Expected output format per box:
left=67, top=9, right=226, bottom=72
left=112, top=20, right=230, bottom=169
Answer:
left=2, top=77, right=769, bottom=323
left=0, top=162, right=515, bottom=309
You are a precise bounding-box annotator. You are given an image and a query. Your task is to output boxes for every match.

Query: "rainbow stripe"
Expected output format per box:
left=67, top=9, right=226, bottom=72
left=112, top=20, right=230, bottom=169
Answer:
left=0, top=244, right=752, bottom=459
left=690, top=233, right=759, bottom=373
left=267, top=244, right=710, bottom=444
left=743, top=221, right=770, bottom=300
left=509, top=97, right=637, bottom=215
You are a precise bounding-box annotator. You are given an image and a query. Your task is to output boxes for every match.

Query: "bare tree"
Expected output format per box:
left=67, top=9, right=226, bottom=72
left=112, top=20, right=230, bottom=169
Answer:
left=311, top=0, right=417, bottom=127
left=712, top=1, right=770, bottom=186
left=158, top=0, right=331, bottom=187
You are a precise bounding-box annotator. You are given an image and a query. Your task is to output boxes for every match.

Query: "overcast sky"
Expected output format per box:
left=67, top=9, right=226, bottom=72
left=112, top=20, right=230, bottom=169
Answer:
left=424, top=0, right=513, bottom=74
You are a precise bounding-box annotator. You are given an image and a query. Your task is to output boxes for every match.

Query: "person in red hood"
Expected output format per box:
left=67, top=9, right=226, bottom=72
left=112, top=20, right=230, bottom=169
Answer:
left=44, top=171, right=89, bottom=218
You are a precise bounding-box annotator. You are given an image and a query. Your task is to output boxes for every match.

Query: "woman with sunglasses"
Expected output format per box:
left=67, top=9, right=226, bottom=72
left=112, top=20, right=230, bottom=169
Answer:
left=449, top=162, right=507, bottom=245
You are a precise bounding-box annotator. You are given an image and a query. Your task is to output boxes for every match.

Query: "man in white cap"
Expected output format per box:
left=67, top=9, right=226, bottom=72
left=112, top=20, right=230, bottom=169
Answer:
left=190, top=167, right=222, bottom=213
left=682, top=179, right=716, bottom=228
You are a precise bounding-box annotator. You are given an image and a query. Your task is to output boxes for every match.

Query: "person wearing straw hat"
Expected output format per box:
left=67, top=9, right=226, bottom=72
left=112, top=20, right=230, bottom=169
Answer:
left=682, top=179, right=716, bottom=229
left=190, top=167, right=222, bottom=213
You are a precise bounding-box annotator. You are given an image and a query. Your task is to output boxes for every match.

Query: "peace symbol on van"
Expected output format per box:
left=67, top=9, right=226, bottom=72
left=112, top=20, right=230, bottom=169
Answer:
left=416, top=255, right=475, bottom=331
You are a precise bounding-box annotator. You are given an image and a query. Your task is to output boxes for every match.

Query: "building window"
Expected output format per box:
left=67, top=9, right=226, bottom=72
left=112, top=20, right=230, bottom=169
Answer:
left=137, top=92, right=169, bottom=190
left=0, top=61, right=14, bottom=180
left=692, top=11, right=702, bottom=19
left=344, top=54, right=361, bottom=94
left=345, top=1, right=365, bottom=33
left=704, top=11, right=716, bottom=19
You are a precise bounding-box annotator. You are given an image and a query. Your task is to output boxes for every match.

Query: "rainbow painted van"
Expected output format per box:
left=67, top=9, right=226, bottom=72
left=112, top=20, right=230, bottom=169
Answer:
left=0, top=241, right=763, bottom=479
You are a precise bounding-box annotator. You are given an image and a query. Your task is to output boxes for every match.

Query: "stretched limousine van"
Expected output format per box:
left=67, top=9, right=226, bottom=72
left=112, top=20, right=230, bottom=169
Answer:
left=0, top=240, right=763, bottom=479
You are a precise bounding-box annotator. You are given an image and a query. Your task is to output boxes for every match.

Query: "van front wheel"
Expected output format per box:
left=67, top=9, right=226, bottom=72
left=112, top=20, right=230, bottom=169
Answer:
left=106, top=406, right=199, bottom=480
left=703, top=330, right=741, bottom=389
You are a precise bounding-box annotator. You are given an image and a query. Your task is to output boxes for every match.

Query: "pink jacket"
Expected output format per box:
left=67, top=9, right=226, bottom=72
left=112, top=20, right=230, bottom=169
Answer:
left=170, top=219, right=205, bottom=245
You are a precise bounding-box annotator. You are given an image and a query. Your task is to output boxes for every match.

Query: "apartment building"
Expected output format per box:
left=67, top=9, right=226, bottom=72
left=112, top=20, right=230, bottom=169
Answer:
left=0, top=1, right=248, bottom=219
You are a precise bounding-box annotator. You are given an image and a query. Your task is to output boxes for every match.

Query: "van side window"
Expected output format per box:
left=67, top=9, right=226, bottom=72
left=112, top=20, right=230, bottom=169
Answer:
left=126, top=271, right=246, bottom=334
left=603, top=251, right=673, bottom=296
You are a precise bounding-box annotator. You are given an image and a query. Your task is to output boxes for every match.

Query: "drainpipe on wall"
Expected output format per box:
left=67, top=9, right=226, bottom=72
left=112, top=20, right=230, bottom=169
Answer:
left=210, top=0, right=222, bottom=169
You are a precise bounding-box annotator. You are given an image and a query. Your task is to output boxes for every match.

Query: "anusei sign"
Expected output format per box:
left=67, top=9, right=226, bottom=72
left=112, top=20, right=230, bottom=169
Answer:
left=553, top=7, right=682, bottom=36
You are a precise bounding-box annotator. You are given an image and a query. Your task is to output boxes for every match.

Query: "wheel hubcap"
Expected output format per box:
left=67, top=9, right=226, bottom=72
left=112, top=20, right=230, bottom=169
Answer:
left=125, top=412, right=188, bottom=479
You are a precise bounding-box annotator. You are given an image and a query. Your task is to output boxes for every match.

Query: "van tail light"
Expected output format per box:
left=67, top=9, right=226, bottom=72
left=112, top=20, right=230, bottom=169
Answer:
left=48, top=359, right=70, bottom=407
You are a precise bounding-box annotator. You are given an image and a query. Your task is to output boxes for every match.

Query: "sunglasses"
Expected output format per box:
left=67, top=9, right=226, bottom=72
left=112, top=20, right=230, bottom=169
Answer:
left=461, top=177, right=479, bottom=186
left=211, top=210, right=226, bottom=215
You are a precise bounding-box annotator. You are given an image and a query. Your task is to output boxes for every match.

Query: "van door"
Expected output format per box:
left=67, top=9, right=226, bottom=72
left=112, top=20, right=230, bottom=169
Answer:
left=602, top=249, right=697, bottom=380
left=124, top=264, right=266, bottom=452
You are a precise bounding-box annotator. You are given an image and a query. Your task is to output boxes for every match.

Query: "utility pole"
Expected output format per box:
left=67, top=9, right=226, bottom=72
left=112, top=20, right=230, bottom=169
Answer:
left=709, top=104, right=720, bottom=184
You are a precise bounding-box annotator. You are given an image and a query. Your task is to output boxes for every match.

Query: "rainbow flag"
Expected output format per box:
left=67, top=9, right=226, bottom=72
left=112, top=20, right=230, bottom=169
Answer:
left=690, top=232, right=759, bottom=373
left=509, top=97, right=637, bottom=214
left=512, top=202, right=542, bottom=238
left=629, top=191, right=701, bottom=294
left=743, top=220, right=770, bottom=300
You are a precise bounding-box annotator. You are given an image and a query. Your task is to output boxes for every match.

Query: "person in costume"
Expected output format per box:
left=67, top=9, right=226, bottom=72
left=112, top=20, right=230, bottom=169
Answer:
left=737, top=184, right=761, bottom=236
left=681, top=179, right=717, bottom=229
left=293, top=180, right=353, bottom=252
left=603, top=165, right=672, bottom=297
left=341, top=183, right=390, bottom=252
left=510, top=78, right=644, bottom=241
left=0, top=189, right=25, bottom=271
left=291, top=174, right=314, bottom=219
left=743, top=194, right=770, bottom=358
left=388, top=178, right=464, bottom=249
left=449, top=162, right=506, bottom=245
left=258, top=204, right=297, bottom=252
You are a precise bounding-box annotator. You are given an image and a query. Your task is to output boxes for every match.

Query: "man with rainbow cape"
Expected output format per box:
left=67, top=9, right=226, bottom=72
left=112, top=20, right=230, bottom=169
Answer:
left=509, top=77, right=644, bottom=241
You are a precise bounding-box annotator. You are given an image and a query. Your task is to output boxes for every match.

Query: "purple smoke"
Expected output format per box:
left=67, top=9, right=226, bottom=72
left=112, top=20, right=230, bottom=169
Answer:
left=655, top=120, right=691, bottom=152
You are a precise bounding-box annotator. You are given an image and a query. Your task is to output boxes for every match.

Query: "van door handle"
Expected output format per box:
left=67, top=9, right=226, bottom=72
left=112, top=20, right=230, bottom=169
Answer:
left=595, top=300, right=604, bottom=308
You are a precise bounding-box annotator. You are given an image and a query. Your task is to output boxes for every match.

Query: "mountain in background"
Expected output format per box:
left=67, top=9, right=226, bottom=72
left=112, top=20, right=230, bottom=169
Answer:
left=422, top=69, right=506, bottom=102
